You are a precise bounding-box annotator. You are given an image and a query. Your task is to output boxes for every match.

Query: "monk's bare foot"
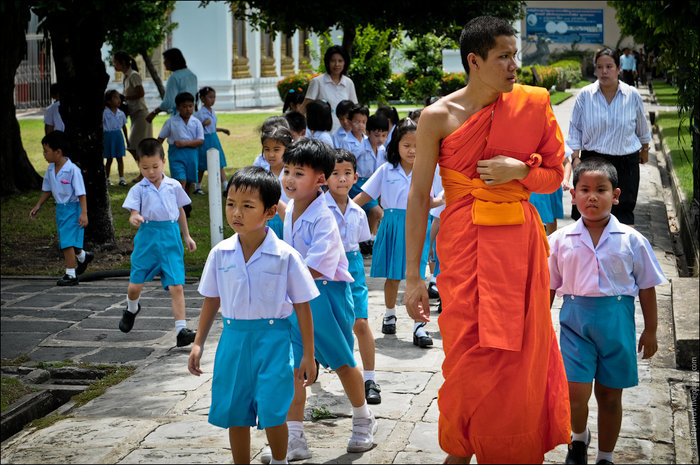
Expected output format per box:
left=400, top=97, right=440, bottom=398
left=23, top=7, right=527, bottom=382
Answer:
left=444, top=454, right=471, bottom=464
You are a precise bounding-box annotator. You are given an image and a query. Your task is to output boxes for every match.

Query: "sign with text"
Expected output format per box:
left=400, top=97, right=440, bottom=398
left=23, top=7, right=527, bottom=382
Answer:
left=525, top=7, right=604, bottom=44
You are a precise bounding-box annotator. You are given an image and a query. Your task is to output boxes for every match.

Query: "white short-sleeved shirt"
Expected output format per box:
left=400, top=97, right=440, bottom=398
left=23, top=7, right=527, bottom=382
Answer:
left=43, top=101, right=65, bottom=132
left=103, top=108, right=127, bottom=132
left=548, top=216, right=667, bottom=297
left=122, top=174, right=191, bottom=221
left=307, top=130, right=334, bottom=147
left=283, top=192, right=353, bottom=282
left=123, top=68, right=148, bottom=114
left=332, top=127, right=349, bottom=149
left=198, top=228, right=320, bottom=319
left=194, top=106, right=217, bottom=135
left=158, top=113, right=204, bottom=144
left=42, top=159, right=85, bottom=204
left=325, top=192, right=371, bottom=252
left=253, top=153, right=271, bottom=171
left=361, top=162, right=414, bottom=209
left=430, top=170, right=445, bottom=218
left=342, top=135, right=386, bottom=178
left=305, top=74, right=358, bottom=132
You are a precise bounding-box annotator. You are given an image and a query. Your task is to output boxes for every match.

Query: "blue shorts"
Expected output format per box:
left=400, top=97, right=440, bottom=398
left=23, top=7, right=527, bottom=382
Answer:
left=371, top=209, right=430, bottom=280
left=266, top=214, right=284, bottom=240
left=168, top=144, right=198, bottom=183
left=55, top=202, right=84, bottom=250
left=350, top=177, right=378, bottom=211
left=209, top=318, right=294, bottom=430
left=529, top=186, right=564, bottom=224
left=104, top=130, right=125, bottom=158
left=198, top=133, right=227, bottom=171
left=129, top=220, right=185, bottom=290
left=347, top=251, right=368, bottom=319
left=289, top=280, right=356, bottom=370
left=559, top=295, right=638, bottom=389
left=429, top=214, right=440, bottom=277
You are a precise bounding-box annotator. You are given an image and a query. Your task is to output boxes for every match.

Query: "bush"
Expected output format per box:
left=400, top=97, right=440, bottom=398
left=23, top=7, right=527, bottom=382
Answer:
left=388, top=73, right=409, bottom=101
left=440, top=72, right=466, bottom=95
left=349, top=25, right=397, bottom=105
left=277, top=74, right=315, bottom=101
left=402, top=33, right=454, bottom=101
left=532, top=65, right=560, bottom=90
left=516, top=67, right=535, bottom=86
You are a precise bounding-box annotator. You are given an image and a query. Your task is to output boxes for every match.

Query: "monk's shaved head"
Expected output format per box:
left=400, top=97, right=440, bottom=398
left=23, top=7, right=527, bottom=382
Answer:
left=460, top=16, right=516, bottom=75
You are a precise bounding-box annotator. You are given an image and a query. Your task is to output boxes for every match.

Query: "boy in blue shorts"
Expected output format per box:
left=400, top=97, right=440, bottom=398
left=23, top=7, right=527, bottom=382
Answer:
left=548, top=157, right=667, bottom=465
left=326, top=149, right=381, bottom=404
left=261, top=138, right=376, bottom=462
left=188, top=166, right=317, bottom=464
left=120, top=138, right=198, bottom=347
left=30, top=130, right=94, bottom=286
left=157, top=92, right=204, bottom=216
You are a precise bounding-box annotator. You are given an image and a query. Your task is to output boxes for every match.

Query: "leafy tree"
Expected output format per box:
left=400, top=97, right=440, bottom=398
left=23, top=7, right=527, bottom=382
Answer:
left=402, top=34, right=455, bottom=101
left=348, top=25, right=397, bottom=105
left=106, top=1, right=177, bottom=98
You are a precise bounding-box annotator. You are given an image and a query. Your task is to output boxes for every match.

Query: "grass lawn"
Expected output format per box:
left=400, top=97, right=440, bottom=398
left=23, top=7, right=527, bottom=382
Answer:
left=656, top=111, right=694, bottom=201
left=572, top=79, right=593, bottom=89
left=550, top=91, right=572, bottom=105
left=652, top=80, right=679, bottom=106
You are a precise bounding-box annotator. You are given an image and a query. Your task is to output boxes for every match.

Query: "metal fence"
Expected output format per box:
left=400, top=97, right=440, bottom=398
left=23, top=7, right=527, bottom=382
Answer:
left=14, top=33, right=54, bottom=110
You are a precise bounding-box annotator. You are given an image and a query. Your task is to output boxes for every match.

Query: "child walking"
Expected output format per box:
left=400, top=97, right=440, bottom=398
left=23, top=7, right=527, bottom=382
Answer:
left=44, top=83, right=64, bottom=134
left=326, top=149, right=381, bottom=404
left=260, top=125, right=294, bottom=239
left=332, top=100, right=354, bottom=149
left=30, top=131, right=94, bottom=286
left=193, top=87, right=230, bottom=196
left=103, top=89, right=129, bottom=186
left=305, top=99, right=334, bottom=147
left=253, top=116, right=290, bottom=171
left=548, top=157, right=667, bottom=465
left=120, top=138, right=198, bottom=347
left=354, top=118, right=442, bottom=346
left=188, top=166, right=317, bottom=464
left=261, top=138, right=376, bottom=462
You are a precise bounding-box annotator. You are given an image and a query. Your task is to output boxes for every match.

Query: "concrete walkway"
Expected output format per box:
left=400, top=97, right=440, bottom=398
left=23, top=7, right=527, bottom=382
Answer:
left=2, top=86, right=697, bottom=464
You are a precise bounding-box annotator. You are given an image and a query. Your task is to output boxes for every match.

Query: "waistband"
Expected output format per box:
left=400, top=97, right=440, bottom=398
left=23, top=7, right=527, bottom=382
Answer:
left=140, top=219, right=179, bottom=227
left=55, top=201, right=80, bottom=207
left=563, top=295, right=634, bottom=305
left=581, top=150, right=640, bottom=159
left=383, top=208, right=406, bottom=215
left=222, top=317, right=291, bottom=331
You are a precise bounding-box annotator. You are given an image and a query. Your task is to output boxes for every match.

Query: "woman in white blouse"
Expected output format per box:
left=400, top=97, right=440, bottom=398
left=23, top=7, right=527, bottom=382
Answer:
left=113, top=51, right=152, bottom=158
left=567, top=48, right=651, bottom=226
left=302, top=45, right=358, bottom=132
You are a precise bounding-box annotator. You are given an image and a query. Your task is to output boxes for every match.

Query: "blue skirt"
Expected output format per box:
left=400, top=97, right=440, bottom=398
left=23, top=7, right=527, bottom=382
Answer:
left=168, top=144, right=198, bottom=183
left=370, top=208, right=430, bottom=280
left=346, top=250, right=368, bottom=319
left=55, top=202, right=84, bottom=250
left=266, top=214, right=284, bottom=240
left=198, top=132, right=227, bottom=171
left=350, top=177, right=378, bottom=211
left=103, top=130, right=125, bottom=158
left=529, top=186, right=564, bottom=225
left=129, top=220, right=185, bottom=289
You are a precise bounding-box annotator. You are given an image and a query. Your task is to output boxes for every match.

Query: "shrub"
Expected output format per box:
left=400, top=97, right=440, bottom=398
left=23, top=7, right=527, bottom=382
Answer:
left=532, top=65, right=560, bottom=90
left=407, top=75, right=441, bottom=101
left=440, top=72, right=466, bottom=95
left=349, top=25, right=397, bottom=105
left=277, top=74, right=313, bottom=101
left=402, top=33, right=454, bottom=101
left=388, top=73, right=409, bottom=101
left=516, top=67, right=535, bottom=85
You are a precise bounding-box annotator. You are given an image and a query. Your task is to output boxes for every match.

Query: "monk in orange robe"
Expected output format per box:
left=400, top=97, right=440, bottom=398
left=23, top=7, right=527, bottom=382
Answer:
left=405, top=16, right=570, bottom=464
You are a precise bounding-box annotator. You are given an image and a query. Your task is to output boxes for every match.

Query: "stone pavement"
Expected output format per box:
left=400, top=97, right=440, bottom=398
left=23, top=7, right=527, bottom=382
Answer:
left=2, top=86, right=697, bottom=464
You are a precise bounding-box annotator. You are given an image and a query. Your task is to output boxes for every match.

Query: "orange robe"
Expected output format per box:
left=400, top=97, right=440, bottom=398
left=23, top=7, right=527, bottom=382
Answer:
left=436, top=84, right=571, bottom=463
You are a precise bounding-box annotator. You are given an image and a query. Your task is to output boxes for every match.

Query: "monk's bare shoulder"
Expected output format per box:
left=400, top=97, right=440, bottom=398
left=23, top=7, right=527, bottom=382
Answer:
left=419, top=88, right=472, bottom=141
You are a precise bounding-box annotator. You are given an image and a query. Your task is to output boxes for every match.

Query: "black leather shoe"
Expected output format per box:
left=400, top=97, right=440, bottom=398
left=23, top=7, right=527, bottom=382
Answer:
left=56, top=274, right=78, bottom=286
left=381, top=315, right=396, bottom=334
left=436, top=299, right=442, bottom=314
left=359, top=240, right=371, bottom=255
left=427, top=282, right=440, bottom=299
left=119, top=304, right=141, bottom=333
left=76, top=251, right=94, bottom=275
left=365, top=380, right=382, bottom=404
left=176, top=328, right=196, bottom=347
left=413, top=323, right=433, bottom=348
left=596, top=460, right=614, bottom=465
left=565, top=431, right=590, bottom=465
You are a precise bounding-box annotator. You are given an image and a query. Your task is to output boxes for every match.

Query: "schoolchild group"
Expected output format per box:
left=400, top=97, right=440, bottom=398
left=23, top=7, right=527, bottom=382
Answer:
left=31, top=82, right=666, bottom=464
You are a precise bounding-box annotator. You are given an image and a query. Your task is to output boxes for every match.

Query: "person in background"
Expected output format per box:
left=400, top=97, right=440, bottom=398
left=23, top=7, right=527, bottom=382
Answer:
left=146, top=48, right=198, bottom=122
left=44, top=83, right=64, bottom=134
left=113, top=50, right=152, bottom=164
left=332, top=100, right=355, bottom=149
left=305, top=99, right=334, bottom=147
left=193, top=87, right=230, bottom=196
left=103, top=89, right=129, bottom=186
left=284, top=111, right=307, bottom=140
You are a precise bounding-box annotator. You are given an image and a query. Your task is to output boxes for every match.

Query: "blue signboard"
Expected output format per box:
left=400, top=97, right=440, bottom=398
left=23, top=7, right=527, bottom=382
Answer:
left=525, top=7, right=604, bottom=44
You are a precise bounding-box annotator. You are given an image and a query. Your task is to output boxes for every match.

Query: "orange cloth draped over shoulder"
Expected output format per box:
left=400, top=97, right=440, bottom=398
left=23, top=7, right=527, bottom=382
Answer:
left=435, top=84, right=571, bottom=463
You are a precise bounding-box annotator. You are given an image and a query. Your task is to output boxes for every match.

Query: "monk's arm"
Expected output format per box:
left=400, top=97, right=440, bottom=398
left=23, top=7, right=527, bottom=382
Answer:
left=519, top=102, right=565, bottom=194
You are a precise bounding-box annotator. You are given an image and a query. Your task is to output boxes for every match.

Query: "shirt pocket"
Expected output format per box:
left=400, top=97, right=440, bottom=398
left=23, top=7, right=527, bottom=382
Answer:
left=600, top=251, right=633, bottom=278
left=257, top=272, right=285, bottom=308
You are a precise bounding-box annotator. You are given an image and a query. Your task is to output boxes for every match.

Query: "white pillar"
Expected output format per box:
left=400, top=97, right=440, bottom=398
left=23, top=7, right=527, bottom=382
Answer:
left=207, top=148, right=224, bottom=247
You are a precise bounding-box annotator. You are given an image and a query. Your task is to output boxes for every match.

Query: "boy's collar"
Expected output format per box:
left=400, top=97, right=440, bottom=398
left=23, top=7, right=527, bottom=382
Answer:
left=219, top=227, right=283, bottom=256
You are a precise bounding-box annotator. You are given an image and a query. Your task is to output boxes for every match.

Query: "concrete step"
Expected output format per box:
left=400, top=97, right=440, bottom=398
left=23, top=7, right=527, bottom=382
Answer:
left=671, top=277, right=699, bottom=370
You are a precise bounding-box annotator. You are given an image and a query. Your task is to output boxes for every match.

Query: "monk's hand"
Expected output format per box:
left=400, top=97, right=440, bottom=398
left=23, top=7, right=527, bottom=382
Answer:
left=405, top=276, right=430, bottom=322
left=476, top=155, right=529, bottom=185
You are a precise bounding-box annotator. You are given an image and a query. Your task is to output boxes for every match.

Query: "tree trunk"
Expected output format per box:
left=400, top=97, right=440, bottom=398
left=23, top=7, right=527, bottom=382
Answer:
left=341, top=25, right=356, bottom=62
left=0, top=1, right=43, bottom=195
left=141, top=49, right=165, bottom=99
left=45, top=7, right=116, bottom=247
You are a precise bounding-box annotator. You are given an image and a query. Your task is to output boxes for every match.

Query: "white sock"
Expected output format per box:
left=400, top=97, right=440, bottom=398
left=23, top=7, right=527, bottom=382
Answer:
left=175, top=320, right=186, bottom=334
left=127, top=297, right=140, bottom=313
left=195, top=182, right=202, bottom=190
left=597, top=450, right=614, bottom=463
left=119, top=176, right=125, bottom=182
left=352, top=402, right=371, bottom=419
left=269, top=457, right=288, bottom=464
left=76, top=250, right=86, bottom=262
left=66, top=268, right=76, bottom=278
left=572, top=428, right=589, bottom=443
left=370, top=234, right=376, bottom=241
left=414, top=322, right=428, bottom=338
left=287, top=420, right=304, bottom=437
left=384, top=307, right=396, bottom=320
left=363, top=370, right=375, bottom=382
left=429, top=275, right=436, bottom=284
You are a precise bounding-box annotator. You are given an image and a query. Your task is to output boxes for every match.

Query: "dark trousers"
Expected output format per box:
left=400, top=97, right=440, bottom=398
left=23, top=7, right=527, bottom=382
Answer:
left=621, top=70, right=635, bottom=87
left=571, top=150, right=640, bottom=225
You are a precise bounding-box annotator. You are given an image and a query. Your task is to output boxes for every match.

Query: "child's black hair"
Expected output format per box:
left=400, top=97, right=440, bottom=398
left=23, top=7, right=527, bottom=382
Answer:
left=226, top=166, right=281, bottom=210
left=41, top=130, right=69, bottom=154
left=306, top=100, right=332, bottom=132
left=175, top=92, right=195, bottom=106
left=261, top=125, right=293, bottom=147
left=334, top=148, right=357, bottom=173
left=385, top=118, right=417, bottom=167
left=283, top=137, right=336, bottom=179
left=50, top=83, right=60, bottom=98
left=572, top=157, right=619, bottom=190
left=114, top=50, right=138, bottom=73
left=260, top=115, right=290, bottom=134
left=198, top=86, right=215, bottom=101
left=283, top=88, right=306, bottom=112
left=367, top=114, right=389, bottom=132
left=335, top=100, right=355, bottom=119
left=104, top=89, right=120, bottom=106
left=135, top=138, right=165, bottom=161
left=284, top=111, right=307, bottom=134
left=348, top=104, right=369, bottom=120
left=408, top=108, right=422, bottom=122
left=375, top=105, right=399, bottom=126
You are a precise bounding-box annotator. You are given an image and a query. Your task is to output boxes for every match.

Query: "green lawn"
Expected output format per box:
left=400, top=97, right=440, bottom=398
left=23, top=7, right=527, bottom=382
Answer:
left=652, top=80, right=679, bottom=106
left=656, top=111, right=693, bottom=201
left=549, top=91, right=572, bottom=105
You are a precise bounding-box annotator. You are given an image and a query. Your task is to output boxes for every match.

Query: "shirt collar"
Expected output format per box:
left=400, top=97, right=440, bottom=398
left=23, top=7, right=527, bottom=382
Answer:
left=567, top=215, right=626, bottom=249
left=323, top=74, right=346, bottom=87
left=593, top=80, right=626, bottom=97
left=218, top=227, right=283, bottom=257
left=139, top=173, right=167, bottom=190
left=54, top=158, right=74, bottom=176
left=325, top=191, right=360, bottom=218
left=298, top=191, right=327, bottom=224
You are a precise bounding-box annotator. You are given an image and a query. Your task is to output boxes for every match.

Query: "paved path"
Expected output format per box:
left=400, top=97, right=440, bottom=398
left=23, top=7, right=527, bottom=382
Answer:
left=2, top=86, right=697, bottom=464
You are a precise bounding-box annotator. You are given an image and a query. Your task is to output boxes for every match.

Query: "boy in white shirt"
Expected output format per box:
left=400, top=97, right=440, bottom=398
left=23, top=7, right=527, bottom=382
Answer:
left=548, top=157, right=667, bottom=465
left=189, top=166, right=317, bottom=464
left=43, top=83, right=65, bottom=134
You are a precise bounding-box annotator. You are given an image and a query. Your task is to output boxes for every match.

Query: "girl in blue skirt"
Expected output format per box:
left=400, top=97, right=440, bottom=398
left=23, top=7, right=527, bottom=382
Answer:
left=261, top=125, right=293, bottom=239
left=354, top=118, right=444, bottom=348
left=103, top=89, right=129, bottom=186
left=194, top=87, right=230, bottom=195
